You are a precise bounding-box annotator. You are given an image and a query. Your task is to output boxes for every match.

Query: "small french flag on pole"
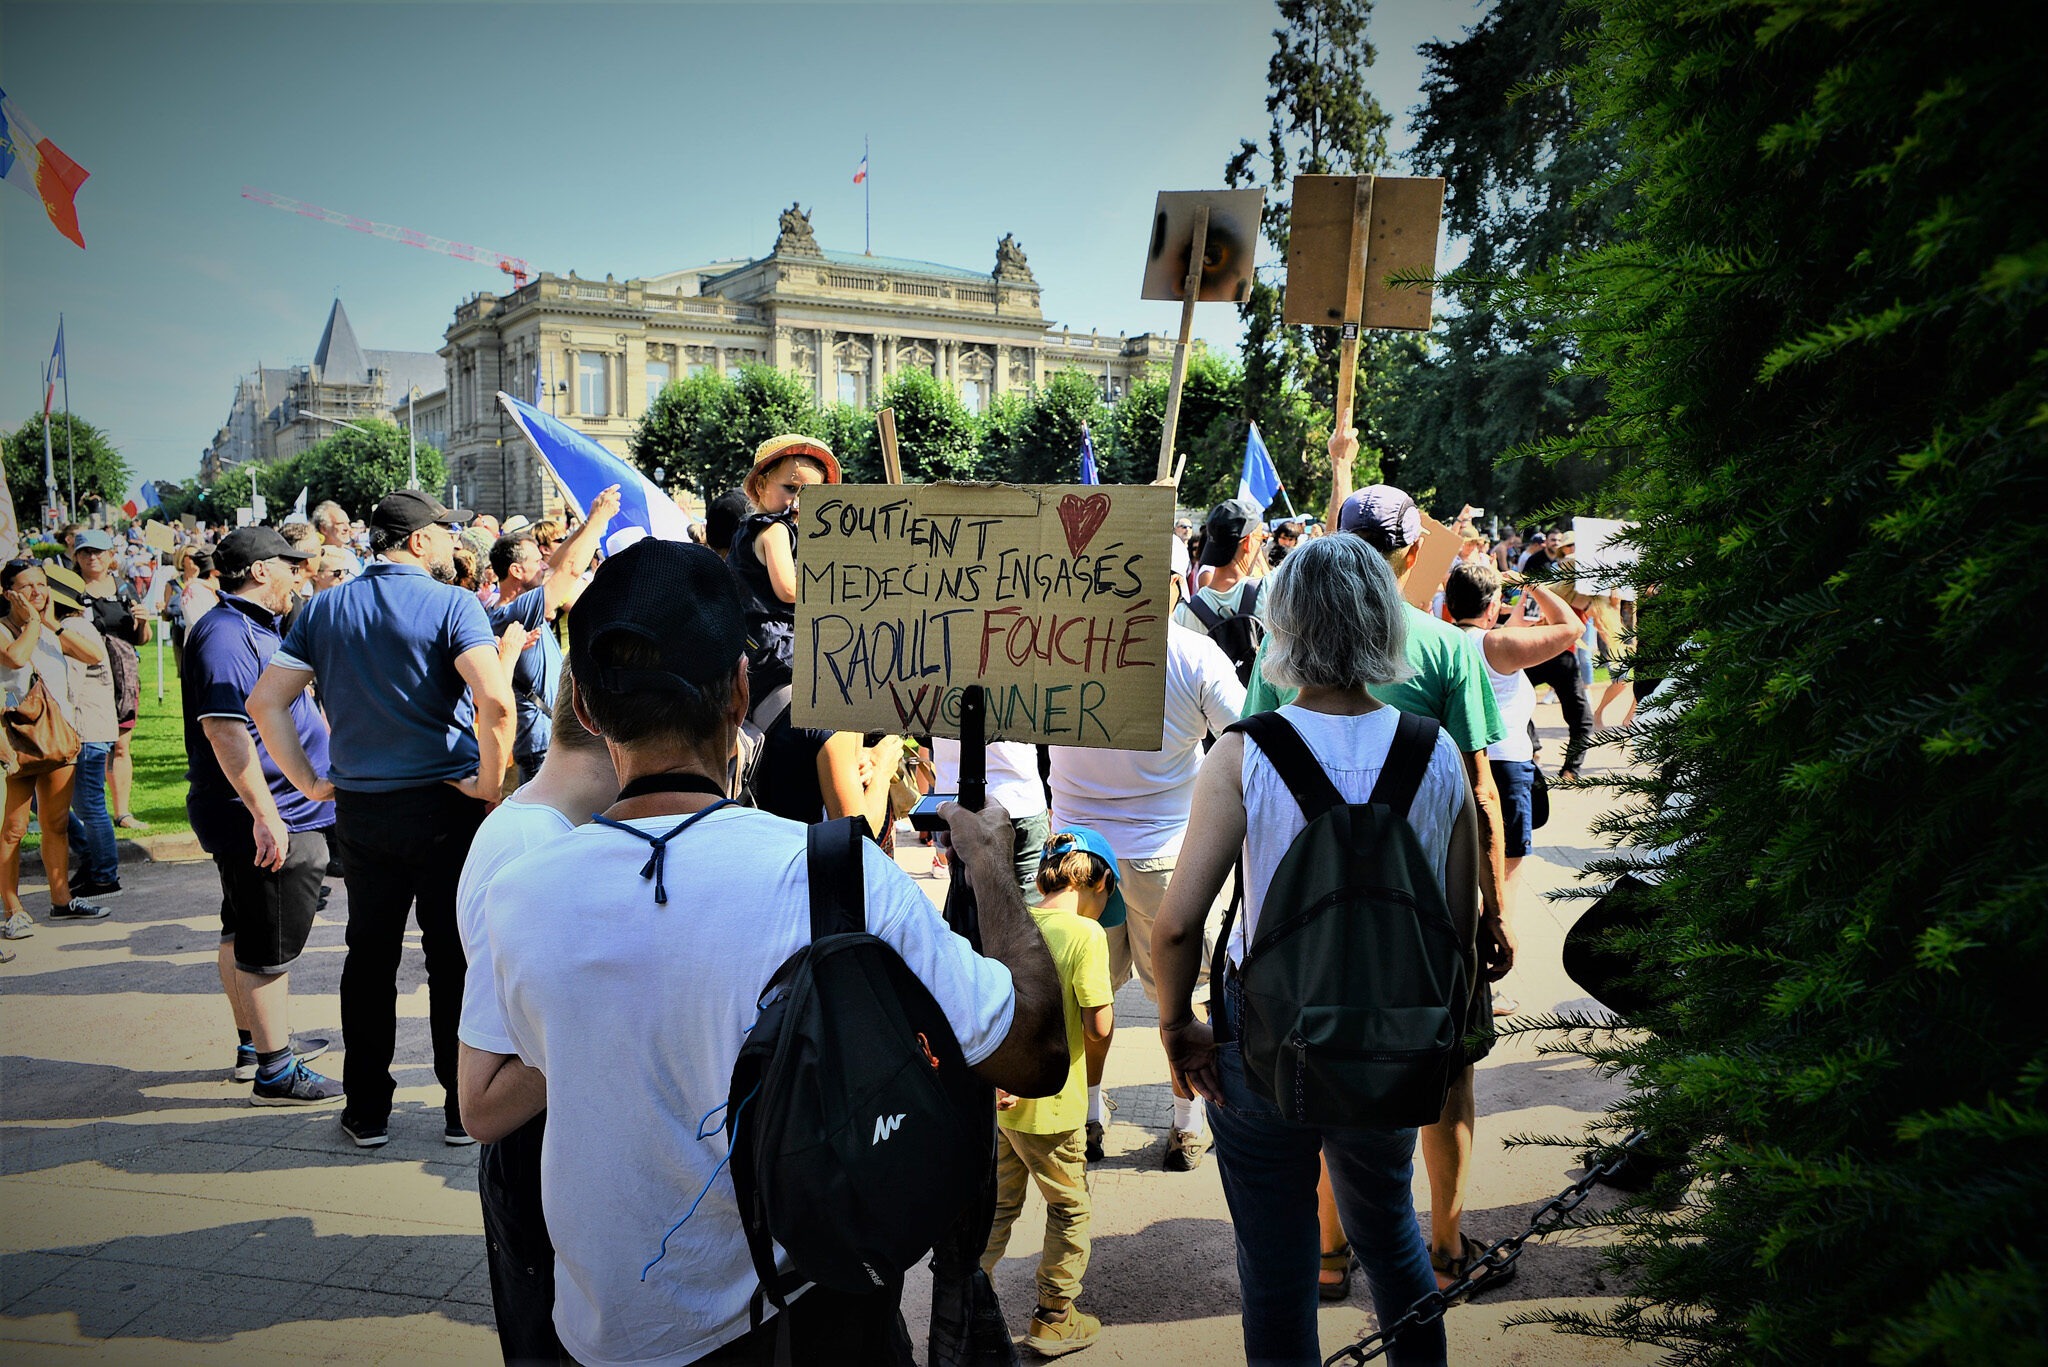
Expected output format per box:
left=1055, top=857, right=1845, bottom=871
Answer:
left=853, top=154, right=867, bottom=185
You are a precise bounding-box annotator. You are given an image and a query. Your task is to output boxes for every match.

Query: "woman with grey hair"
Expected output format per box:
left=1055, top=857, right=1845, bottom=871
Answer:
left=1151, top=534, right=1480, bottom=1367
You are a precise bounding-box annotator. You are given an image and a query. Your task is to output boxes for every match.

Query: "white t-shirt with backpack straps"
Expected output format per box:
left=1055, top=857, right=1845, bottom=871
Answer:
left=484, top=802, right=1016, bottom=1366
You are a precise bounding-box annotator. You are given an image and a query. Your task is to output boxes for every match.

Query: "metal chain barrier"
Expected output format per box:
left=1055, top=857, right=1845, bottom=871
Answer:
left=1322, top=1130, right=1649, bottom=1366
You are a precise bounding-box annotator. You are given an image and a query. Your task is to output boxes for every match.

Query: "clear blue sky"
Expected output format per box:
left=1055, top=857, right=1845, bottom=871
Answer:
left=0, top=0, right=1481, bottom=489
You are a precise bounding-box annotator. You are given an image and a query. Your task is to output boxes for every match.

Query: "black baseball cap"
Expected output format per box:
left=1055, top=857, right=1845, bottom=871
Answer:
left=569, top=539, right=746, bottom=697
left=216, top=526, right=313, bottom=574
left=369, top=490, right=474, bottom=539
left=1199, top=497, right=1266, bottom=567
left=1338, top=485, right=1424, bottom=552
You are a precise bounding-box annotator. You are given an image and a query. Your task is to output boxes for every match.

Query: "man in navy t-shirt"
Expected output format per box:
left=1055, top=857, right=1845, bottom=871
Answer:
left=487, top=484, right=617, bottom=783
left=184, top=526, right=341, bottom=1105
left=249, top=490, right=517, bottom=1150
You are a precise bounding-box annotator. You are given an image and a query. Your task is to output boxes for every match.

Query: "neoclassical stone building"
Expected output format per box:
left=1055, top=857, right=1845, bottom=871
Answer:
left=439, top=205, right=1179, bottom=517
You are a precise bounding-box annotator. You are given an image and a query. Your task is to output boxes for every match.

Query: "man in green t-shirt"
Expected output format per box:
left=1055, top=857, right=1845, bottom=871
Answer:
left=983, top=826, right=1119, bottom=1358
left=1244, top=433, right=1516, bottom=1296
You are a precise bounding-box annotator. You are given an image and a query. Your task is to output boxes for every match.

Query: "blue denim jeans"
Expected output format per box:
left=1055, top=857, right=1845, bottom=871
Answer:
left=1207, top=972, right=1446, bottom=1367
left=68, top=742, right=118, bottom=887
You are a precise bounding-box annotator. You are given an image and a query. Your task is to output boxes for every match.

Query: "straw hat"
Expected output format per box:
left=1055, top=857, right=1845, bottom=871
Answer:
left=744, top=435, right=840, bottom=504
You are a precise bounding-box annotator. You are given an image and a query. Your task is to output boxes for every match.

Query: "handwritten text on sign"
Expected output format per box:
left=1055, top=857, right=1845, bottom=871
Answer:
left=794, top=483, right=1173, bottom=749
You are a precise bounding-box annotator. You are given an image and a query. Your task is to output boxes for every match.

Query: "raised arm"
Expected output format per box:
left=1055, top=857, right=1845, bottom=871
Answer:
left=946, top=801, right=1069, bottom=1098
left=57, top=618, right=105, bottom=665
left=543, top=485, right=620, bottom=616
left=1480, top=583, right=1584, bottom=673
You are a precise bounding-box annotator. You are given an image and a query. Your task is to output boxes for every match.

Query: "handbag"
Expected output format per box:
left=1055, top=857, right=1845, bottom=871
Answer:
left=6, top=667, right=83, bottom=777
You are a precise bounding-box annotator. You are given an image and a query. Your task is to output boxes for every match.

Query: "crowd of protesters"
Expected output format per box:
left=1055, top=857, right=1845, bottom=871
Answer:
left=4, top=426, right=1649, bottom=1362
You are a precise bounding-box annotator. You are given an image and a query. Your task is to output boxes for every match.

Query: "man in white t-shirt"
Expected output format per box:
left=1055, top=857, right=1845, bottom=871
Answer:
left=1049, top=597, right=1244, bottom=1173
left=931, top=737, right=1048, bottom=894
left=454, top=664, right=618, bottom=1367
left=471, top=539, right=1068, bottom=1366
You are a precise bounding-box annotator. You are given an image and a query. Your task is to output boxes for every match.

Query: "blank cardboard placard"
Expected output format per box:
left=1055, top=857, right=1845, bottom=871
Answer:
left=1401, top=512, right=1461, bottom=611
left=1573, top=516, right=1638, bottom=600
left=180, top=514, right=199, bottom=531
left=794, top=482, right=1173, bottom=749
left=1282, top=174, right=1445, bottom=331
left=1140, top=189, right=1265, bottom=304
left=142, top=521, right=177, bottom=553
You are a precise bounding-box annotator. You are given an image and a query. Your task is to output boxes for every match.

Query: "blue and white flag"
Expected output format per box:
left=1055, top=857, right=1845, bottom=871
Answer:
left=1079, top=425, right=1099, bottom=485
left=497, top=391, right=691, bottom=552
left=1238, top=421, right=1282, bottom=509
left=137, top=480, right=162, bottom=513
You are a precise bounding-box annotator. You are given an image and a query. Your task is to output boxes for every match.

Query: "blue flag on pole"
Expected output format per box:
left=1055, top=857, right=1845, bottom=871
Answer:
left=138, top=480, right=162, bottom=513
left=1238, top=421, right=1282, bottom=509
left=1079, top=425, right=1099, bottom=485
left=497, top=391, right=692, bottom=551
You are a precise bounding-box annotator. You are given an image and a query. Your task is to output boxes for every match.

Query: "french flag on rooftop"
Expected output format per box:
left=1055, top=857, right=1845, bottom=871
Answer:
left=497, top=392, right=691, bottom=553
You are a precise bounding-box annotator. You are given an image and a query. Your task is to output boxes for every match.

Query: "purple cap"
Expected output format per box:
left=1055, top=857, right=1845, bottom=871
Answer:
left=1337, top=485, right=1423, bottom=552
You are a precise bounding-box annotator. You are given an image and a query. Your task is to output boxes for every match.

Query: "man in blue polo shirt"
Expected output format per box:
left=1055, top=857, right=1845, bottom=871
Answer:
left=249, top=489, right=517, bottom=1150
left=487, top=483, right=618, bottom=783
left=184, top=526, right=341, bottom=1105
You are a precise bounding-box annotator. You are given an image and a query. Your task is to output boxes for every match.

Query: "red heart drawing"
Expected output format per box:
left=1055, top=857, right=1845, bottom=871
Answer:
left=1057, top=492, right=1112, bottom=559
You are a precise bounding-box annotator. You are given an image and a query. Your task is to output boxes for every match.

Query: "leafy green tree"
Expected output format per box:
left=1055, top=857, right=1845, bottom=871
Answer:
left=1106, top=353, right=1255, bottom=505
left=975, top=391, right=1030, bottom=483
left=874, top=368, right=979, bottom=482
left=1380, top=0, right=1624, bottom=522
left=200, top=464, right=255, bottom=521
left=630, top=366, right=821, bottom=502
left=2, top=412, right=131, bottom=530
left=1502, top=1, right=2048, bottom=1363
left=981, top=368, right=1105, bottom=484
left=1224, top=0, right=1391, bottom=512
left=816, top=402, right=878, bottom=486
left=631, top=371, right=729, bottom=497
left=263, top=421, right=446, bottom=521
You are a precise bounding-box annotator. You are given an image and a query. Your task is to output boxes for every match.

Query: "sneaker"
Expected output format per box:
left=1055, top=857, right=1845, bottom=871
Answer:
left=48, top=899, right=110, bottom=921
left=251, top=1057, right=345, bottom=1106
left=234, top=1035, right=328, bottom=1082
left=1163, top=1128, right=1208, bottom=1172
left=70, top=878, right=123, bottom=898
left=1026, top=1306, right=1102, bottom=1358
left=2, top=910, right=35, bottom=940
left=443, top=1099, right=475, bottom=1147
left=340, top=1113, right=389, bottom=1148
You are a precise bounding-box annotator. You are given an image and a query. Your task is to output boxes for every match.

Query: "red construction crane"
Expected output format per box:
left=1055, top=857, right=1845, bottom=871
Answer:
left=241, top=186, right=534, bottom=287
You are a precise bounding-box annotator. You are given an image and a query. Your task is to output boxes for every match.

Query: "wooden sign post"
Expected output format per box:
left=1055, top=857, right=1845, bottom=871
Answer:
left=793, top=481, right=1174, bottom=749
left=875, top=406, right=903, bottom=485
left=1284, top=173, right=1445, bottom=520
left=1140, top=188, right=1265, bottom=484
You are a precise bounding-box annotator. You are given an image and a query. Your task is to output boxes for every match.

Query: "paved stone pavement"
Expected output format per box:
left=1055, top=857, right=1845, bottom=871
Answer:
left=2, top=701, right=1659, bottom=1365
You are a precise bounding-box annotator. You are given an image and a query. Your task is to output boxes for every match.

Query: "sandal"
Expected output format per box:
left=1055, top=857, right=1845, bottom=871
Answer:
left=1433, top=1233, right=1517, bottom=1297
left=115, top=814, right=150, bottom=830
left=1319, top=1243, right=1353, bottom=1302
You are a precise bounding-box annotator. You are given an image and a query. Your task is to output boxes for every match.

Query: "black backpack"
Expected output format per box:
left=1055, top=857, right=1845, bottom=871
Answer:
left=1186, top=581, right=1264, bottom=685
left=727, top=817, right=991, bottom=1308
left=1217, top=711, right=1469, bottom=1128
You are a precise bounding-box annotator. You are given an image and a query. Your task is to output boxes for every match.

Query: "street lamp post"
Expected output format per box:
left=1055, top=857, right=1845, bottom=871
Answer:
left=407, top=387, right=419, bottom=491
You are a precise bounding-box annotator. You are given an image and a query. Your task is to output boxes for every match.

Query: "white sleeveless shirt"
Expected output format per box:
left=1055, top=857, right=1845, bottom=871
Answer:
left=1460, top=624, right=1536, bottom=763
left=1231, top=704, right=1469, bottom=967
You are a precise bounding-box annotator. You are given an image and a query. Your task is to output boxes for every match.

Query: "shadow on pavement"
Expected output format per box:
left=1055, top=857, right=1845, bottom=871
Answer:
left=988, top=1215, right=1241, bottom=1330
left=0, top=1216, right=492, bottom=1339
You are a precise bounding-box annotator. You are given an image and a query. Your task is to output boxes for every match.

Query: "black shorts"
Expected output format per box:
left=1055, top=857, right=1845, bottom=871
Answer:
left=215, top=827, right=330, bottom=974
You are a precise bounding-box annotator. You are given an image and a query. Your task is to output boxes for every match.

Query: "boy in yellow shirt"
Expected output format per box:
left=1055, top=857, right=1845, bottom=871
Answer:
left=982, top=825, right=1120, bottom=1357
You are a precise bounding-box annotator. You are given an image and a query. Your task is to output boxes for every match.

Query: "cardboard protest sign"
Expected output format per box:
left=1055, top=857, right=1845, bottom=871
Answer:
left=1140, top=189, right=1264, bottom=304
left=1283, top=175, right=1445, bottom=332
left=1401, top=512, right=1461, bottom=611
left=142, top=521, right=177, bottom=553
left=1573, top=516, right=1639, bottom=600
left=180, top=514, right=198, bottom=531
left=794, top=483, right=1173, bottom=750
left=236, top=507, right=255, bottom=528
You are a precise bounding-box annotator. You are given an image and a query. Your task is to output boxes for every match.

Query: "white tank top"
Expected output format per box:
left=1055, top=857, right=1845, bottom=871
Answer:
left=1460, top=624, right=1535, bottom=763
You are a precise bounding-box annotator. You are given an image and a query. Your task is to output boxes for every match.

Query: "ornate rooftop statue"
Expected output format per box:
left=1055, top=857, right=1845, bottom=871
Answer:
left=775, top=202, right=822, bottom=257
left=994, top=233, right=1034, bottom=282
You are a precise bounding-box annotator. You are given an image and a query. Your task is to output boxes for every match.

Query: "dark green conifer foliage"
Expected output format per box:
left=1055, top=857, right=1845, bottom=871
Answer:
left=1516, top=1, right=2048, bottom=1362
